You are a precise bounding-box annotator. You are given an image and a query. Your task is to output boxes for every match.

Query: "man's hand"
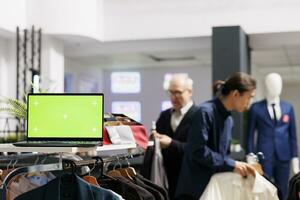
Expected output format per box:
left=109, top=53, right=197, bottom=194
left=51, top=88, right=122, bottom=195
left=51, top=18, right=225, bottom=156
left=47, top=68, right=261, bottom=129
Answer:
left=152, top=130, right=172, bottom=149
left=234, top=161, right=256, bottom=178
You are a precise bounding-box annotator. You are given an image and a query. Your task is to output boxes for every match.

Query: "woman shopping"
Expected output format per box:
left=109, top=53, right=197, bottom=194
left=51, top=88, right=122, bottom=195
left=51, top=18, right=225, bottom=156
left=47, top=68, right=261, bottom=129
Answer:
left=175, top=72, right=257, bottom=200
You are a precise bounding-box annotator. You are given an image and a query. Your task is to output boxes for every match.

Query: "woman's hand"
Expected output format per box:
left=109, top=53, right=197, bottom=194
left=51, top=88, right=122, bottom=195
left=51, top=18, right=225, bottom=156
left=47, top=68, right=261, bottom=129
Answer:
left=234, top=161, right=256, bottom=177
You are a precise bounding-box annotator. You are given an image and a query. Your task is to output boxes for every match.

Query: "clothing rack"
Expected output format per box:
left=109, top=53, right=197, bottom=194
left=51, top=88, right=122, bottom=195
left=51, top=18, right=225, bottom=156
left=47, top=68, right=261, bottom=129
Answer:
left=64, top=151, right=145, bottom=175
left=0, top=151, right=144, bottom=200
left=102, top=151, right=144, bottom=164
left=0, top=153, right=63, bottom=200
left=0, top=153, right=58, bottom=167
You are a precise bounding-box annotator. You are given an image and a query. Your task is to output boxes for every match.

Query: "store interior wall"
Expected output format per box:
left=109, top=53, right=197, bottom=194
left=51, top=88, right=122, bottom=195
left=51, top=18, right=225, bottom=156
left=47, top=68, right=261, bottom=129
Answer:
left=0, top=37, right=16, bottom=98
left=65, top=61, right=211, bottom=131
left=1, top=31, right=300, bottom=148
left=282, top=82, right=300, bottom=150
left=65, top=58, right=104, bottom=93
left=62, top=32, right=300, bottom=144
left=104, top=65, right=211, bottom=130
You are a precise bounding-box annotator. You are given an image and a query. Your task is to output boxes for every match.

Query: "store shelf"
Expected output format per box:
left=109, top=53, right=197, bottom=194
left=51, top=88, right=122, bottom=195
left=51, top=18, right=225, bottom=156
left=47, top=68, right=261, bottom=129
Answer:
left=0, top=143, right=96, bottom=153
left=96, top=143, right=137, bottom=151
left=0, top=143, right=140, bottom=153
left=0, top=142, right=148, bottom=154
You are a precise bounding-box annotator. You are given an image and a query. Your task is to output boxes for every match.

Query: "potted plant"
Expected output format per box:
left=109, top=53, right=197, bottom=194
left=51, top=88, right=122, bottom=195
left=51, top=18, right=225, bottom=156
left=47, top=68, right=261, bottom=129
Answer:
left=0, top=96, right=27, bottom=142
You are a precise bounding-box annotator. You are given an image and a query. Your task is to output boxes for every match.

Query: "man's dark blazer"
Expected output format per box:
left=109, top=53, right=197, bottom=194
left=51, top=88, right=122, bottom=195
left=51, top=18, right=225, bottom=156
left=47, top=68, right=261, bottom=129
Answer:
left=156, top=104, right=197, bottom=200
left=247, top=99, right=298, bottom=162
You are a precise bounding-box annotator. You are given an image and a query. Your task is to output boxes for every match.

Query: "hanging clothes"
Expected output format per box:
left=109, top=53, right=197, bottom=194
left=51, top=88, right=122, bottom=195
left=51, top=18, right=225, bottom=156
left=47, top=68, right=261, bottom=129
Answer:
left=99, top=175, right=155, bottom=200
left=7, top=172, right=55, bottom=200
left=135, top=174, right=169, bottom=200
left=142, top=138, right=168, bottom=190
left=199, top=172, right=279, bottom=200
left=287, top=172, right=300, bottom=200
left=133, top=176, right=165, bottom=200
left=15, top=174, right=121, bottom=200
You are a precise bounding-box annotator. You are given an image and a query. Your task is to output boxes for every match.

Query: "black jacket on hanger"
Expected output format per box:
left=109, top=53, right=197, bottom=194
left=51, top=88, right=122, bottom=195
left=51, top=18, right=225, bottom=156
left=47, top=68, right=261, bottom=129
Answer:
left=134, top=176, right=165, bottom=200
left=136, top=174, right=169, bottom=200
left=100, top=176, right=155, bottom=200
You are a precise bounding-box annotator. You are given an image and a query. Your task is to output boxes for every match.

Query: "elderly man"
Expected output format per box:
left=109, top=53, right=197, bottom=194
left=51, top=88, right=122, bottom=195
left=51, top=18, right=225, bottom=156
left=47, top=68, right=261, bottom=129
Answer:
left=153, top=74, right=197, bottom=200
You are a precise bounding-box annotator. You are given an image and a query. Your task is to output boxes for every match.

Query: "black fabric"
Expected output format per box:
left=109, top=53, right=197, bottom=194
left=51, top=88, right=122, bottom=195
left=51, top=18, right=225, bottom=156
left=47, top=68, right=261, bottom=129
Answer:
left=15, top=174, right=120, bottom=200
left=215, top=97, right=232, bottom=119
left=290, top=178, right=300, bottom=200
left=136, top=174, right=169, bottom=200
left=175, top=194, right=194, bottom=200
left=100, top=177, right=138, bottom=200
left=271, top=103, right=277, bottom=124
left=134, top=176, right=164, bottom=200
left=156, top=105, right=197, bottom=200
left=100, top=176, right=155, bottom=200
left=287, top=172, right=300, bottom=200
left=141, top=144, right=155, bottom=180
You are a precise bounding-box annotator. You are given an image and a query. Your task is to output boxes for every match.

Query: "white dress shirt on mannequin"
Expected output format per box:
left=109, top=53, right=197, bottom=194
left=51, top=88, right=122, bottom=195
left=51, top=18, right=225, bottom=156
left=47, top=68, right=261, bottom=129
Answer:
left=267, top=98, right=281, bottom=121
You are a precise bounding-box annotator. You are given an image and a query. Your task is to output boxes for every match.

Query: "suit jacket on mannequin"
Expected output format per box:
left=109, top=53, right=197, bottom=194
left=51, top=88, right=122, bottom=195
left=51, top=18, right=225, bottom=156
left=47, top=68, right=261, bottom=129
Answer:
left=156, top=104, right=197, bottom=200
left=247, top=99, right=298, bottom=162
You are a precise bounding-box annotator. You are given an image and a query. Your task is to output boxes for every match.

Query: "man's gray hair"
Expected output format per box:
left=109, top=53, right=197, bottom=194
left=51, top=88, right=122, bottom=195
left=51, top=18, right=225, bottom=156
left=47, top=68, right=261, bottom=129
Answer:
left=164, top=73, right=193, bottom=90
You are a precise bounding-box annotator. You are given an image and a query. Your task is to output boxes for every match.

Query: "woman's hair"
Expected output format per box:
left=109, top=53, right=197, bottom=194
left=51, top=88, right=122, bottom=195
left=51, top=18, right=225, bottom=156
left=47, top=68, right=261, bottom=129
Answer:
left=213, top=72, right=256, bottom=96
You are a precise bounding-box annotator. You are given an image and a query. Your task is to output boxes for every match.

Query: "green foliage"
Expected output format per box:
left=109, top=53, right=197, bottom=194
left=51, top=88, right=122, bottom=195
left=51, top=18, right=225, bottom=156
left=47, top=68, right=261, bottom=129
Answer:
left=0, top=80, right=55, bottom=120
left=0, top=97, right=27, bottom=119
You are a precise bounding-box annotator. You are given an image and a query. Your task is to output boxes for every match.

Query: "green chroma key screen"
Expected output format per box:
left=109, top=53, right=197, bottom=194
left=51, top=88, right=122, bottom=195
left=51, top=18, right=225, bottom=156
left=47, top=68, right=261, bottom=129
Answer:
left=27, top=94, right=103, bottom=138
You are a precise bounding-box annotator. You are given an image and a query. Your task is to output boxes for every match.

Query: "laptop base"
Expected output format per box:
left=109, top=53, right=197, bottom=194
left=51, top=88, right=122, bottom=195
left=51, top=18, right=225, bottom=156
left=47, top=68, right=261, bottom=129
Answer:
left=13, top=141, right=102, bottom=148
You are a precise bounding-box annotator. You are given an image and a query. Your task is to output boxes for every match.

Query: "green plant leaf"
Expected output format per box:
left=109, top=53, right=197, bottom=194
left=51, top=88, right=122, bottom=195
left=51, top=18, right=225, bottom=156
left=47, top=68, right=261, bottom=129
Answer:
left=0, top=97, right=27, bottom=119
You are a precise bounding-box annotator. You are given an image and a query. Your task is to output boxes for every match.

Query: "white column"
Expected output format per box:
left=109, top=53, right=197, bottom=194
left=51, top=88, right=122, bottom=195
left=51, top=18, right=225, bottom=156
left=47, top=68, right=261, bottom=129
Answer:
left=41, top=36, right=65, bottom=92
left=0, top=38, right=9, bottom=97
left=0, top=38, right=16, bottom=98
left=0, top=37, right=16, bottom=138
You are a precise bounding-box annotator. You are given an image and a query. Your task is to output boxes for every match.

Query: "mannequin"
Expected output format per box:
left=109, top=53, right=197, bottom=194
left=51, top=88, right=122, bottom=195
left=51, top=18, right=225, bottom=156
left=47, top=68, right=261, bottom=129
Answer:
left=247, top=73, right=299, bottom=200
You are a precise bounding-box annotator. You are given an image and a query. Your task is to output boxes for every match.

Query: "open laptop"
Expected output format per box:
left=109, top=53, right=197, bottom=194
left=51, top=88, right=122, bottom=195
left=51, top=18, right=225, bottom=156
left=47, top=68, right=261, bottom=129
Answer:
left=14, top=93, right=103, bottom=147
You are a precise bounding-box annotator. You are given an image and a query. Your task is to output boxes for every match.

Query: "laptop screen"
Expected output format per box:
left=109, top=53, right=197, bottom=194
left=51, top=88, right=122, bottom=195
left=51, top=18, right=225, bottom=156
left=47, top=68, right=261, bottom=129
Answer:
left=27, top=93, right=103, bottom=141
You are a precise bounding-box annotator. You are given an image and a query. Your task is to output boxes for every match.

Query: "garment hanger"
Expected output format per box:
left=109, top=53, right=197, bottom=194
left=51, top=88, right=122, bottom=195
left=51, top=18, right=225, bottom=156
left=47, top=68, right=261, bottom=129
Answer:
left=107, top=156, right=131, bottom=179
left=113, top=156, right=134, bottom=180
left=1, top=154, right=63, bottom=200
left=124, top=155, right=136, bottom=178
left=82, top=156, right=104, bottom=180
left=82, top=160, right=100, bottom=186
left=39, top=155, right=53, bottom=180
left=62, top=159, right=77, bottom=174
left=1, top=159, right=13, bottom=181
left=106, top=159, right=122, bottom=177
left=96, top=158, right=119, bottom=188
left=27, top=155, right=41, bottom=177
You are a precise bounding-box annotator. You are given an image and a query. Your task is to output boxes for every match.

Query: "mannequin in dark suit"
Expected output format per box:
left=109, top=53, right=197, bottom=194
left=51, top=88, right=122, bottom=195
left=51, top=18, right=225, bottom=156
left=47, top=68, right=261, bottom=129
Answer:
left=153, top=74, right=197, bottom=200
left=247, top=73, right=299, bottom=200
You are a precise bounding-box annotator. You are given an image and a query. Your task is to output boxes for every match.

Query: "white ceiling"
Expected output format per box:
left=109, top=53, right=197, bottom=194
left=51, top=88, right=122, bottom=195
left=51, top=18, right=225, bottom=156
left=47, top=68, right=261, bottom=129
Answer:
left=61, top=31, right=300, bottom=74
left=250, top=32, right=300, bottom=69
left=60, top=36, right=211, bottom=69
